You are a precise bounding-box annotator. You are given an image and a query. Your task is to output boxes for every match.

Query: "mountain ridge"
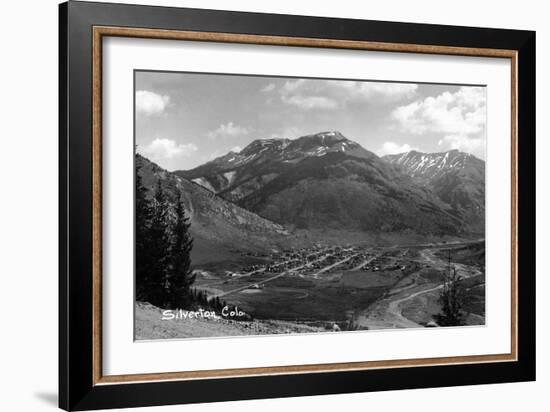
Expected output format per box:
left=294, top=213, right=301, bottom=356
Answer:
left=383, top=149, right=485, bottom=232
left=382, top=149, right=484, bottom=182
left=137, top=154, right=291, bottom=262
left=174, top=132, right=477, bottom=235
left=176, top=131, right=381, bottom=201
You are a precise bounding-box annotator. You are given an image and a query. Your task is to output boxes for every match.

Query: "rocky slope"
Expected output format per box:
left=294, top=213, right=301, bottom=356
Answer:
left=176, top=131, right=374, bottom=202
left=383, top=150, right=485, bottom=232
left=135, top=302, right=326, bottom=339
left=176, top=132, right=467, bottom=236
left=137, top=154, right=289, bottom=261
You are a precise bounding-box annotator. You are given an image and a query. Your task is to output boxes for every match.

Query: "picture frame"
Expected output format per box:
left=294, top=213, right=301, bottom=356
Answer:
left=59, top=1, right=536, bottom=410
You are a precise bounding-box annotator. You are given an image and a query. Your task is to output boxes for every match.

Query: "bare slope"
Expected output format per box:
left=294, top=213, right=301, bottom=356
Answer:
left=137, top=154, right=290, bottom=262
left=135, top=302, right=325, bottom=339
left=176, top=132, right=467, bottom=236
left=383, top=150, right=485, bottom=232
left=175, top=131, right=374, bottom=202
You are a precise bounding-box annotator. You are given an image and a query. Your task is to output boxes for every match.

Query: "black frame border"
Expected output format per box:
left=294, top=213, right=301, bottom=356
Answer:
left=59, top=1, right=535, bottom=410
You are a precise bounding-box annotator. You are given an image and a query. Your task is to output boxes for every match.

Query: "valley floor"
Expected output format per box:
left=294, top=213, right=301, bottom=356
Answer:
left=136, top=239, right=485, bottom=340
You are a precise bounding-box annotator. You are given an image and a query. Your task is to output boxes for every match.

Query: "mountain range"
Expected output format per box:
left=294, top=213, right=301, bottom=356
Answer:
left=382, top=150, right=485, bottom=229
left=176, top=132, right=374, bottom=202
left=169, top=131, right=484, bottom=236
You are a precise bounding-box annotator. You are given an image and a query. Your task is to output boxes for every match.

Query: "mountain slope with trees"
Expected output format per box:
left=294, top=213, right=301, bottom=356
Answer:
left=135, top=171, right=195, bottom=309
left=176, top=132, right=472, bottom=236
left=238, top=151, right=463, bottom=235
left=175, top=131, right=376, bottom=202
left=383, top=150, right=485, bottom=232
left=137, top=154, right=290, bottom=263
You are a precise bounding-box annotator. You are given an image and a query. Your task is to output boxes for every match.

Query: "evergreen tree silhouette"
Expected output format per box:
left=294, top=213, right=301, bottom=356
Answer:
left=135, top=169, right=153, bottom=301
left=167, top=196, right=196, bottom=308
left=148, top=179, right=171, bottom=307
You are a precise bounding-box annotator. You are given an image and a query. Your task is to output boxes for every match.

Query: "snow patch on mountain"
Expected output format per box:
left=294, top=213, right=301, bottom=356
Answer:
left=383, top=149, right=480, bottom=181
left=223, top=171, right=236, bottom=185
left=192, top=177, right=216, bottom=192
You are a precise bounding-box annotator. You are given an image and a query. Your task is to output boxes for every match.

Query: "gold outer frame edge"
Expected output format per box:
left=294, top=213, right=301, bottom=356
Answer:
left=91, top=26, right=518, bottom=386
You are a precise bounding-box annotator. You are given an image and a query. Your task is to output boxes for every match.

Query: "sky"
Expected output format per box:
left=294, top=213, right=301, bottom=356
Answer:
left=135, top=71, right=486, bottom=171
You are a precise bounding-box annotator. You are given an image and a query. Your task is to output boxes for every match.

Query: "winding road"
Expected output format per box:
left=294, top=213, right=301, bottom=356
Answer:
left=358, top=245, right=483, bottom=329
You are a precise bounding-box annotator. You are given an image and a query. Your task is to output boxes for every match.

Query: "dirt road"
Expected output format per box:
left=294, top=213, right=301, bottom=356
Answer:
left=214, top=252, right=334, bottom=298
left=311, top=253, right=359, bottom=279
left=357, top=244, right=483, bottom=329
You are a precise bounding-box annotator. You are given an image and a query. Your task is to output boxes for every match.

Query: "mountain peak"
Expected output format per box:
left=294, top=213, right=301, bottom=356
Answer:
left=383, top=148, right=484, bottom=181
left=242, top=131, right=348, bottom=151
left=240, top=138, right=291, bottom=156
left=294, top=131, right=347, bottom=144
left=199, top=131, right=373, bottom=174
left=381, top=148, right=485, bottom=232
left=176, top=130, right=378, bottom=200
left=387, top=148, right=480, bottom=163
left=311, top=130, right=346, bottom=140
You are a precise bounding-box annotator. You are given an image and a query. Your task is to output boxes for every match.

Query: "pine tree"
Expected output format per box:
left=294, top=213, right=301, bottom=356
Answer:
left=166, top=196, right=195, bottom=309
left=135, top=169, right=154, bottom=301
left=147, top=179, right=172, bottom=307
left=435, top=253, right=465, bottom=326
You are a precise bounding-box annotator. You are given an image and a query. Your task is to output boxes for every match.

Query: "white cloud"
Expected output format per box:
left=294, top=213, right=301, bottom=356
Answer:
left=330, top=81, right=418, bottom=102
left=265, top=126, right=305, bottom=140
left=135, top=90, right=170, bottom=116
left=207, top=150, right=224, bottom=161
left=230, top=146, right=242, bottom=153
left=281, top=95, right=338, bottom=110
left=139, top=138, right=198, bottom=161
left=261, top=83, right=276, bottom=92
left=391, top=86, right=486, bottom=158
left=377, top=142, right=419, bottom=156
left=279, top=79, right=417, bottom=110
left=208, top=122, right=250, bottom=139
left=438, top=135, right=485, bottom=158
left=392, top=87, right=486, bottom=137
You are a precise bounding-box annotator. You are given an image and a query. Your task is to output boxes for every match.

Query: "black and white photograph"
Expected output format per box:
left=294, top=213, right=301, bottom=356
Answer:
left=134, top=71, right=487, bottom=339
left=0, top=0, right=541, bottom=410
